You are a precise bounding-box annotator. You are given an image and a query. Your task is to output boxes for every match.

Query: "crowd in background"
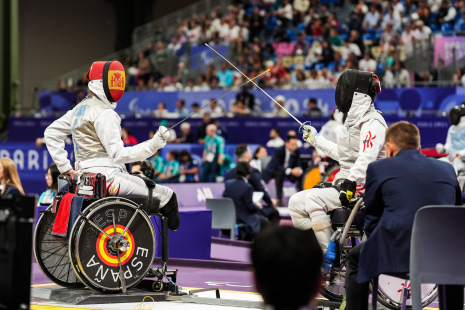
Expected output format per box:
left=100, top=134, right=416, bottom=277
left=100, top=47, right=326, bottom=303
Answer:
left=57, top=0, right=465, bottom=95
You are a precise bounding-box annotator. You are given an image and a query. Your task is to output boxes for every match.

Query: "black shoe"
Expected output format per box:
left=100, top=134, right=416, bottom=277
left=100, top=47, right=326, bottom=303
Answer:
left=160, top=192, right=180, bottom=231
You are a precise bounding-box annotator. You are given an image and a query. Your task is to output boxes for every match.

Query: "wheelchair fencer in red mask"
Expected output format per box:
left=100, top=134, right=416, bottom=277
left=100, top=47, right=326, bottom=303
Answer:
left=288, top=70, right=385, bottom=271
left=44, top=61, right=180, bottom=231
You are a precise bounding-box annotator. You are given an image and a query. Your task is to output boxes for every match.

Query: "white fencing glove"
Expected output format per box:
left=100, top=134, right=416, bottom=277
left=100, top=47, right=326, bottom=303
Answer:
left=150, top=126, right=169, bottom=150
left=436, top=143, right=445, bottom=154
left=302, top=124, right=319, bottom=146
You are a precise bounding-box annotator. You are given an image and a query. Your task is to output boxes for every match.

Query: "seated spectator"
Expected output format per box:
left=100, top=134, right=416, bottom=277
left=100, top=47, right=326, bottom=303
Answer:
left=381, top=6, right=401, bottom=31
left=316, top=40, right=335, bottom=66
left=38, top=163, right=59, bottom=205
left=400, top=22, right=415, bottom=45
left=193, top=75, right=211, bottom=91
left=127, top=63, right=139, bottom=86
left=183, top=79, right=195, bottom=92
left=178, top=150, right=199, bottom=183
left=304, top=69, right=327, bottom=89
left=267, top=128, right=285, bottom=148
left=345, top=121, right=463, bottom=309
left=187, top=20, right=201, bottom=45
left=225, top=144, right=279, bottom=223
left=263, top=136, right=302, bottom=206
left=0, top=158, right=25, bottom=197
left=197, top=113, right=214, bottom=144
left=200, top=124, right=225, bottom=182
left=359, top=50, right=377, bottom=72
left=149, top=149, right=165, bottom=181
left=176, top=122, right=194, bottom=143
left=154, top=41, right=169, bottom=65
left=153, top=102, right=169, bottom=118
left=210, top=76, right=221, bottom=90
left=130, top=160, right=155, bottom=180
left=455, top=10, right=465, bottom=32
left=304, top=97, right=322, bottom=117
left=207, top=99, right=224, bottom=118
left=380, top=22, right=400, bottom=47
left=222, top=162, right=269, bottom=241
left=265, top=59, right=290, bottom=85
left=275, top=0, right=293, bottom=26
left=251, top=226, right=322, bottom=310
left=363, top=5, right=380, bottom=29
left=293, top=32, right=310, bottom=56
left=174, top=99, right=189, bottom=117
left=122, top=128, right=138, bottom=146
left=413, top=20, right=431, bottom=41
left=191, top=102, right=203, bottom=118
left=156, top=150, right=180, bottom=183
left=231, top=100, right=251, bottom=116
left=349, top=29, right=365, bottom=55
left=167, top=36, right=182, bottom=56
left=436, top=0, right=456, bottom=26
left=328, top=27, right=342, bottom=47
left=383, top=62, right=411, bottom=87
left=261, top=43, right=277, bottom=62
left=236, top=85, right=255, bottom=111
left=287, top=130, right=303, bottom=148
left=292, top=68, right=307, bottom=89
left=250, top=6, right=265, bottom=42
left=273, top=95, right=289, bottom=118
left=217, top=62, right=234, bottom=88
left=250, top=145, right=268, bottom=173
left=159, top=120, right=177, bottom=143
left=328, top=52, right=345, bottom=73
left=393, top=0, right=405, bottom=16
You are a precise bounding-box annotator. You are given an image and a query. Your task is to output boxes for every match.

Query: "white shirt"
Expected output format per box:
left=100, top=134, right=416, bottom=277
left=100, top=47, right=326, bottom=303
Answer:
left=228, top=25, right=241, bottom=40
left=342, top=43, right=361, bottom=59
left=359, top=58, right=377, bottom=72
left=413, top=26, right=432, bottom=41
left=281, top=3, right=293, bottom=20
left=187, top=26, right=201, bottom=45
left=193, top=83, right=211, bottom=91
left=266, top=137, right=285, bottom=148
left=212, top=18, right=222, bottom=32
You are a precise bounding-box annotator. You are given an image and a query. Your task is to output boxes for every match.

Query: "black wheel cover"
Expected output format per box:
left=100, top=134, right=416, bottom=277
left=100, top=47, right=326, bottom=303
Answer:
left=69, top=198, right=155, bottom=293
left=34, top=206, right=83, bottom=288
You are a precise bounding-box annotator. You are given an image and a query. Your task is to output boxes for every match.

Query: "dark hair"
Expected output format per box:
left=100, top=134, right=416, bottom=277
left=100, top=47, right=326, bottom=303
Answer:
left=286, top=135, right=298, bottom=142
left=385, top=121, right=420, bottom=150
left=178, top=99, right=185, bottom=107
left=179, top=150, right=192, bottom=161
left=130, top=160, right=155, bottom=179
left=48, top=164, right=60, bottom=191
left=272, top=127, right=281, bottom=136
left=235, top=161, right=251, bottom=178
left=235, top=143, right=249, bottom=159
left=159, top=102, right=166, bottom=109
left=192, top=102, right=200, bottom=108
left=369, top=77, right=381, bottom=101
left=122, top=127, right=131, bottom=136
left=253, top=145, right=265, bottom=160
left=168, top=150, right=179, bottom=160
left=309, top=98, right=317, bottom=104
left=251, top=226, right=322, bottom=309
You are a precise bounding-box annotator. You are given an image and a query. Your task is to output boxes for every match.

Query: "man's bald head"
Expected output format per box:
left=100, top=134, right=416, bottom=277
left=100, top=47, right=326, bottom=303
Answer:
left=206, top=124, right=217, bottom=137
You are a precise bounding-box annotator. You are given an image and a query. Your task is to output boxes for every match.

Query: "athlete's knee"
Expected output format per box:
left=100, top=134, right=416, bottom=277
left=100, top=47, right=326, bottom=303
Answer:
left=310, top=212, right=331, bottom=231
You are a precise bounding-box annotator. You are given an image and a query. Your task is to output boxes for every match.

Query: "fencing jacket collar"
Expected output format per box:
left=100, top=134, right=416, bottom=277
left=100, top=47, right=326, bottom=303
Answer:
left=88, top=79, right=117, bottom=110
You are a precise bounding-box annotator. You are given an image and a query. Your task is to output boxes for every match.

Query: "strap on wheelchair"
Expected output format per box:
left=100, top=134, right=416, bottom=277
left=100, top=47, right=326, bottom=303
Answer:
left=312, top=182, right=341, bottom=192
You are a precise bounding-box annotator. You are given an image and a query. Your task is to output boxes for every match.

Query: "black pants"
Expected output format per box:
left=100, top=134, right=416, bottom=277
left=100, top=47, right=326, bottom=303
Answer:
left=346, top=244, right=464, bottom=310
left=263, top=207, right=280, bottom=226
left=272, top=170, right=300, bottom=201
left=242, top=216, right=270, bottom=241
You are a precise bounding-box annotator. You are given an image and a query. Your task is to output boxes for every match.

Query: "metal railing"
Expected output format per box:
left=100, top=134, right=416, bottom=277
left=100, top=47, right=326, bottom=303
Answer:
left=132, top=0, right=232, bottom=44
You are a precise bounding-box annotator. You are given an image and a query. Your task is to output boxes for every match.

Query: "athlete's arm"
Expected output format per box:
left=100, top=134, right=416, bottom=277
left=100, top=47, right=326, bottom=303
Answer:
left=44, top=109, right=74, bottom=173
left=302, top=124, right=340, bottom=160
left=346, top=119, right=386, bottom=189
left=95, top=109, right=166, bottom=164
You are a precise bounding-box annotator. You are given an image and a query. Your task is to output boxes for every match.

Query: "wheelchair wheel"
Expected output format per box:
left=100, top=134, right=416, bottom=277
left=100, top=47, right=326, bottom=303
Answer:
left=34, top=206, right=83, bottom=288
left=69, top=197, right=156, bottom=294
left=373, top=276, right=437, bottom=310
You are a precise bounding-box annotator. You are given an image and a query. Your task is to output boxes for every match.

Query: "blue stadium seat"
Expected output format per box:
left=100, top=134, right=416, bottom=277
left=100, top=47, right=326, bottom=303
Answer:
left=375, top=30, right=382, bottom=39
left=287, top=29, right=296, bottom=41
left=441, top=23, right=454, bottom=36
left=297, top=22, right=305, bottom=34
left=461, top=23, right=465, bottom=31
left=430, top=23, right=439, bottom=32
left=340, top=33, right=348, bottom=41
left=314, top=63, right=326, bottom=70
left=305, top=35, right=314, bottom=44
left=367, top=28, right=376, bottom=36
left=375, top=62, right=385, bottom=75
left=362, top=33, right=374, bottom=41
left=265, top=16, right=278, bottom=31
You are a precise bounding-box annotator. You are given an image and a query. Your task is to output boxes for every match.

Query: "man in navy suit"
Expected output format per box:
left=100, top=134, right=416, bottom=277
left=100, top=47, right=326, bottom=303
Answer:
left=223, top=162, right=269, bottom=241
left=345, top=121, right=463, bottom=310
left=263, top=136, right=303, bottom=206
left=225, top=144, right=280, bottom=226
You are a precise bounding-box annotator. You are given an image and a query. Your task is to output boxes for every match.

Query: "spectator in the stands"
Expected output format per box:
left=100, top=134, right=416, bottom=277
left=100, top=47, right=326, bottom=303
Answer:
left=436, top=0, right=457, bottom=26
left=38, top=163, right=59, bottom=205
left=400, top=22, right=415, bottom=44
left=262, top=43, right=277, bottom=62
left=121, top=128, right=138, bottom=146
left=231, top=100, right=251, bottom=116
left=328, top=28, right=342, bottom=47
left=413, top=20, right=432, bottom=41
left=153, top=102, right=169, bottom=118
left=76, top=72, right=88, bottom=87
left=250, top=6, right=265, bottom=41
left=380, top=22, right=400, bottom=47
left=210, top=76, right=221, bottom=90
left=207, top=99, right=224, bottom=118
left=267, top=128, right=285, bottom=148
left=200, top=124, right=225, bottom=182
left=359, top=50, right=377, bottom=72
left=304, top=98, right=322, bottom=117
left=287, top=130, right=303, bottom=148
left=363, top=5, right=380, bottom=30
left=273, top=95, right=289, bottom=118
left=225, top=144, right=279, bottom=224
left=236, top=85, right=255, bottom=112
left=156, top=150, right=180, bottom=183
left=263, top=136, right=302, bottom=207
left=190, top=102, right=203, bottom=118
left=193, top=75, right=209, bottom=91
left=275, top=0, right=293, bottom=26
left=384, top=62, right=411, bottom=88
left=174, top=99, right=189, bottom=118
left=187, top=20, right=201, bottom=45
left=316, top=40, right=335, bottom=66
left=294, top=32, right=310, bottom=56
left=0, top=158, right=24, bottom=197
left=382, top=6, right=401, bottom=31
left=149, top=149, right=165, bottom=181
left=223, top=162, right=269, bottom=240
left=176, top=122, right=194, bottom=143
left=197, top=113, right=215, bottom=144
left=205, top=64, right=217, bottom=84
left=154, top=41, right=169, bottom=66
left=167, top=36, right=182, bottom=56
left=349, top=29, right=365, bottom=55
left=159, top=120, right=177, bottom=143
left=455, top=10, right=465, bottom=32
left=178, top=150, right=199, bottom=183
left=266, top=59, right=290, bottom=85
left=183, top=79, right=196, bottom=92
left=294, top=0, right=310, bottom=23
left=215, top=119, right=229, bottom=142
left=217, top=62, right=234, bottom=88
left=250, top=146, right=268, bottom=173
left=252, top=226, right=322, bottom=310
